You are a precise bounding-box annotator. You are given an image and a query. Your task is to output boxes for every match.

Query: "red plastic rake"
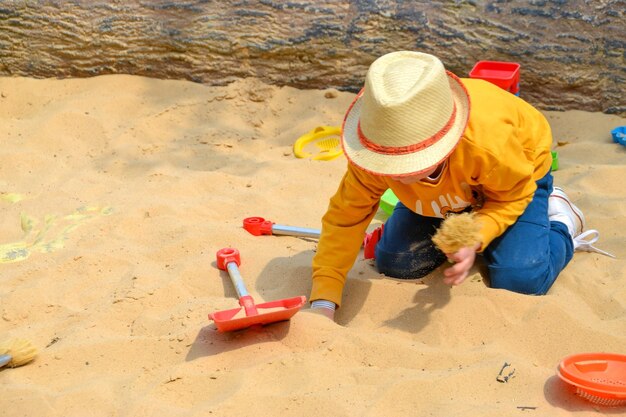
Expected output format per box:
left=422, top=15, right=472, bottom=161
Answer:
left=242, top=216, right=382, bottom=259
left=208, top=248, right=306, bottom=332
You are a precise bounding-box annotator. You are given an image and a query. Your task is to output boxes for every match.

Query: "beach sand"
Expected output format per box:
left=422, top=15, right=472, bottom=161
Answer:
left=1, top=75, right=624, bottom=417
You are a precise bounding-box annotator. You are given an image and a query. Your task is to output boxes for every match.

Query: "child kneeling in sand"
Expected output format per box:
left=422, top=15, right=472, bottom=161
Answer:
left=309, top=51, right=612, bottom=319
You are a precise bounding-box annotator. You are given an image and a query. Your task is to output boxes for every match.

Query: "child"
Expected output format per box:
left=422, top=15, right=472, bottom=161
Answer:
left=309, top=51, right=612, bottom=319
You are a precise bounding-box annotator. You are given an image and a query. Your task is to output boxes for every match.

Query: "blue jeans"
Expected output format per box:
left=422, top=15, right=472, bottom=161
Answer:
left=375, top=171, right=574, bottom=295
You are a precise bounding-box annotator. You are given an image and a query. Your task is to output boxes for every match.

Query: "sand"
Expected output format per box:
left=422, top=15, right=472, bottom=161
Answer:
left=0, top=74, right=624, bottom=417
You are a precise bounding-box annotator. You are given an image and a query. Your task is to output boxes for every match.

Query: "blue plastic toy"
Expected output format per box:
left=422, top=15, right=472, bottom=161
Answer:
left=611, top=126, right=626, bottom=146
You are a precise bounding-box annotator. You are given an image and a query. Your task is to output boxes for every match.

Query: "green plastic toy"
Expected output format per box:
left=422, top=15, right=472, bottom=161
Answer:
left=551, top=150, right=559, bottom=171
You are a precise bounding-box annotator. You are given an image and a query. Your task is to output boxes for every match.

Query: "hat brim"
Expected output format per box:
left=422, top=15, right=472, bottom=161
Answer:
left=341, top=72, right=470, bottom=177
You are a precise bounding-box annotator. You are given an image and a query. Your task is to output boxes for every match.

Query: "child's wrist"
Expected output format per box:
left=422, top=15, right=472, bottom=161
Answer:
left=311, top=299, right=336, bottom=311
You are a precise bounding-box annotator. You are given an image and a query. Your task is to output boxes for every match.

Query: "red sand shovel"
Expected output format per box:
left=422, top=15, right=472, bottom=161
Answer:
left=208, top=248, right=307, bottom=332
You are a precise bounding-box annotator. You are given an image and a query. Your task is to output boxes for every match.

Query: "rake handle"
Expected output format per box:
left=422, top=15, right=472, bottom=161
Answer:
left=271, top=224, right=321, bottom=238
left=242, top=216, right=380, bottom=259
left=243, top=217, right=321, bottom=238
left=216, top=248, right=258, bottom=316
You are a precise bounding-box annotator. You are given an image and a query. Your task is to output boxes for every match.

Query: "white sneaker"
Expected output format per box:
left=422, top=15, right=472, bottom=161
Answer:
left=548, top=187, right=614, bottom=258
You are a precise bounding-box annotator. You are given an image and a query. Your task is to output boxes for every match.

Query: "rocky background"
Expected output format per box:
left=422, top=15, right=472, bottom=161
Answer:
left=0, top=0, right=624, bottom=115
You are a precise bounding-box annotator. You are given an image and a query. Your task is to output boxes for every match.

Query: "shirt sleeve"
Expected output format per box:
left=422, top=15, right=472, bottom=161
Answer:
left=474, top=150, right=538, bottom=250
left=310, top=163, right=387, bottom=307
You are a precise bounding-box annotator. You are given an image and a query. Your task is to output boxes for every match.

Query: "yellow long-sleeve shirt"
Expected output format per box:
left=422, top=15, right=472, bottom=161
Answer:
left=311, top=78, right=553, bottom=307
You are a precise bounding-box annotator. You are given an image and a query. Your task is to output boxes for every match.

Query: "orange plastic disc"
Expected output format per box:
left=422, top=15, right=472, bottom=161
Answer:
left=557, top=352, right=626, bottom=404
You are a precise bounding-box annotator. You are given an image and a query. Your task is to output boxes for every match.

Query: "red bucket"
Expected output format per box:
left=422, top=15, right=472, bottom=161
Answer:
left=469, top=61, right=520, bottom=94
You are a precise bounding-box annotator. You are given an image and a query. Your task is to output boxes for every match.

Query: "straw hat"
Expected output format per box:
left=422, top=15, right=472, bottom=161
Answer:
left=342, top=51, right=470, bottom=176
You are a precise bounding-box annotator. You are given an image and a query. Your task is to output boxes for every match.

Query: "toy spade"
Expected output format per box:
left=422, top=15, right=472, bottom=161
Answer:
left=208, top=248, right=306, bottom=332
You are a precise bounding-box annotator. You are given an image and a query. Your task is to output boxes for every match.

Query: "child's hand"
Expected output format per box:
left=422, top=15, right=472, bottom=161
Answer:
left=442, top=242, right=481, bottom=286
